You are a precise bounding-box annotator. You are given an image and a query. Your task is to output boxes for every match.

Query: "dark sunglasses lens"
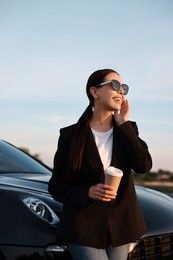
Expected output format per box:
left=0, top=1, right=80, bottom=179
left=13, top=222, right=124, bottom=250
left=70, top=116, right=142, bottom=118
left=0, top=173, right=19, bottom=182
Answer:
left=111, top=80, right=129, bottom=95
left=112, top=80, right=120, bottom=91
left=122, top=84, right=129, bottom=95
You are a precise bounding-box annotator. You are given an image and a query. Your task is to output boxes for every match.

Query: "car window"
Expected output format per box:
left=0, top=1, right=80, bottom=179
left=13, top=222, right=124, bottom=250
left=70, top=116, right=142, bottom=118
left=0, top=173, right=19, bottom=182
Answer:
left=0, top=141, right=51, bottom=174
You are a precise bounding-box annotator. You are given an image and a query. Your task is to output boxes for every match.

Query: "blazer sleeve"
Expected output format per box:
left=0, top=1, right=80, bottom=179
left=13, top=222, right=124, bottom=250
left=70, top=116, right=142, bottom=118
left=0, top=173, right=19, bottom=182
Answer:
left=116, top=121, right=152, bottom=173
left=48, top=128, right=91, bottom=208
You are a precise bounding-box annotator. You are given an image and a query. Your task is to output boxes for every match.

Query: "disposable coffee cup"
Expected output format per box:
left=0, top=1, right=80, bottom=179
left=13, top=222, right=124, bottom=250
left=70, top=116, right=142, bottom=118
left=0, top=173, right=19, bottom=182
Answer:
left=105, top=166, right=123, bottom=194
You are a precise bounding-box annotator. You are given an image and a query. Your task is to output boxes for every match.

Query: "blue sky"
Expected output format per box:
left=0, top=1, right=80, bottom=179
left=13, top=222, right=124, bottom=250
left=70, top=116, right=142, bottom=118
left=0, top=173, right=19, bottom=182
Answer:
left=0, top=0, right=173, bottom=171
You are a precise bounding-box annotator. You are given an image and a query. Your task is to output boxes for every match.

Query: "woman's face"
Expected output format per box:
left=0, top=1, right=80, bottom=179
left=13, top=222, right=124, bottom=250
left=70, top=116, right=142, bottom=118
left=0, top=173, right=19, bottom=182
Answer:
left=92, top=72, right=125, bottom=111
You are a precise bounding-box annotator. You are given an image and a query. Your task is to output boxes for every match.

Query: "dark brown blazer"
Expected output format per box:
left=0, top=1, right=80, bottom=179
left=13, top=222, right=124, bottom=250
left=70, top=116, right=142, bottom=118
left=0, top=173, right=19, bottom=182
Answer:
left=48, top=120, right=152, bottom=248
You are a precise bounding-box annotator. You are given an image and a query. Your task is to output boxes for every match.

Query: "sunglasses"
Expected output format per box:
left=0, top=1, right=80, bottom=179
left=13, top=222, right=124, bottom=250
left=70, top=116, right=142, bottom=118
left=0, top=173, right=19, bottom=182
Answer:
left=95, top=80, right=129, bottom=95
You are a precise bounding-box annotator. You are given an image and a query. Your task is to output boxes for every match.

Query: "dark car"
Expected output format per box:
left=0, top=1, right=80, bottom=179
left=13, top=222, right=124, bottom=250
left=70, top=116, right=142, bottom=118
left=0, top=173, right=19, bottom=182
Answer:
left=0, top=140, right=72, bottom=260
left=0, top=139, right=173, bottom=259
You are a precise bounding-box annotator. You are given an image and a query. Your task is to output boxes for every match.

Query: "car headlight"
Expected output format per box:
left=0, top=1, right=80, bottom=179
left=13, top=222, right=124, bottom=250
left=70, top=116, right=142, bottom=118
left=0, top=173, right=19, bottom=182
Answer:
left=23, top=197, right=59, bottom=225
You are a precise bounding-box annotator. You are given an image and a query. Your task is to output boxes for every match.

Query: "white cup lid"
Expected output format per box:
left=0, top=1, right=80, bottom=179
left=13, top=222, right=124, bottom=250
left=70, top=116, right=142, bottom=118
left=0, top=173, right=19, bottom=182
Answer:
left=105, top=166, right=123, bottom=177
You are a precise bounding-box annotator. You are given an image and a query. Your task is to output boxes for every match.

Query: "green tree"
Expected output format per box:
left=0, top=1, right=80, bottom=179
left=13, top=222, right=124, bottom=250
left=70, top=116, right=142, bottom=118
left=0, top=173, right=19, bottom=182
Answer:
left=19, top=147, right=42, bottom=162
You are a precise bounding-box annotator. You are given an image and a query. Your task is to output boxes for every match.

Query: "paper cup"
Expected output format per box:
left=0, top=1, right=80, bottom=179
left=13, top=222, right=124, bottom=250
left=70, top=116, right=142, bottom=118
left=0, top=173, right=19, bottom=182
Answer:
left=105, top=166, right=123, bottom=194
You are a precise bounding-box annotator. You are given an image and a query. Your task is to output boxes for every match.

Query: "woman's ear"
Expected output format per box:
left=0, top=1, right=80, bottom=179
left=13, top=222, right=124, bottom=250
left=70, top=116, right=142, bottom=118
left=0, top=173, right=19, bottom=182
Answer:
left=90, top=87, right=99, bottom=99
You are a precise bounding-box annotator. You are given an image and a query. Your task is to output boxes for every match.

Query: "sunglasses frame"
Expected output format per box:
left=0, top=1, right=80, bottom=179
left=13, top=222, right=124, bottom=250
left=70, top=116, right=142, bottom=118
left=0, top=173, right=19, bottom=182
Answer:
left=96, top=80, right=129, bottom=95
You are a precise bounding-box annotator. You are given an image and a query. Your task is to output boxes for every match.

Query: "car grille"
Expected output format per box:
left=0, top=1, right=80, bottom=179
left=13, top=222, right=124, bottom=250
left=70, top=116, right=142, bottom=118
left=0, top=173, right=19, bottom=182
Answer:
left=129, top=233, right=173, bottom=259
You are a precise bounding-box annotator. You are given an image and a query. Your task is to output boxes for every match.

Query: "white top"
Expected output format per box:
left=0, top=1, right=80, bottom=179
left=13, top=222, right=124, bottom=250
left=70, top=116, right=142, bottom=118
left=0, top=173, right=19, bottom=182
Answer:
left=91, top=128, right=113, bottom=171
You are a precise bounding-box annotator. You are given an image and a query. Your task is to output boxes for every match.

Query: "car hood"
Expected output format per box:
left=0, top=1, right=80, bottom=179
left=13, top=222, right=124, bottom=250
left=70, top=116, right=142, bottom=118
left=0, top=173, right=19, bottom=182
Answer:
left=0, top=174, right=51, bottom=194
left=1, top=175, right=173, bottom=236
left=136, top=185, right=173, bottom=236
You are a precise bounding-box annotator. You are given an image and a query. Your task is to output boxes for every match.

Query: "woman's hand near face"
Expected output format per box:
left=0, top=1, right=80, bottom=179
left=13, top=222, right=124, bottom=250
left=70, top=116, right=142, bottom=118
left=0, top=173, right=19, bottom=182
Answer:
left=114, top=99, right=130, bottom=126
left=88, top=183, right=116, bottom=202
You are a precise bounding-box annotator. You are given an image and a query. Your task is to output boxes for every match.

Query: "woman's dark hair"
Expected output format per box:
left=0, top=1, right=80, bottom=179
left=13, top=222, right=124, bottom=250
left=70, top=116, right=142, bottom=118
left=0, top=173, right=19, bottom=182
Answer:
left=68, top=68, right=119, bottom=170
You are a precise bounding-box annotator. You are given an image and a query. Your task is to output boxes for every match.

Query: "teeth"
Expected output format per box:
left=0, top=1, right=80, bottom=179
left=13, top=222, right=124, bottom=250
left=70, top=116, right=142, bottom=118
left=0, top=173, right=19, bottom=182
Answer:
left=114, top=98, right=121, bottom=101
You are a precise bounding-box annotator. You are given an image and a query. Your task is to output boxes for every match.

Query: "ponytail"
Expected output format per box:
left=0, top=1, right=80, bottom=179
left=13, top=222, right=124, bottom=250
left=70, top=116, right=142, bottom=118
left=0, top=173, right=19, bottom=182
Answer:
left=67, top=104, right=93, bottom=170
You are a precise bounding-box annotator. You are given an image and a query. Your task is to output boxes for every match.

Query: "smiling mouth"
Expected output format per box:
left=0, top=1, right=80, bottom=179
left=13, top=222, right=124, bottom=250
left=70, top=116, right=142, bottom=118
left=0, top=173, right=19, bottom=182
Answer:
left=113, top=97, right=122, bottom=102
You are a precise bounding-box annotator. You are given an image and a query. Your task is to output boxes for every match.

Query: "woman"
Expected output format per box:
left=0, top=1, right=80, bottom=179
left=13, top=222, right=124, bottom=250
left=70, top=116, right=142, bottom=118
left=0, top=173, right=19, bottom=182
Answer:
left=48, top=69, right=152, bottom=260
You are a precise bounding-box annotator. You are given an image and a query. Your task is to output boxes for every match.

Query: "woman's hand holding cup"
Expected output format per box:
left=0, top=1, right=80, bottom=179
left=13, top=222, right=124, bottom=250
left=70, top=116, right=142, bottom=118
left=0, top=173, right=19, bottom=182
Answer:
left=88, top=183, right=116, bottom=202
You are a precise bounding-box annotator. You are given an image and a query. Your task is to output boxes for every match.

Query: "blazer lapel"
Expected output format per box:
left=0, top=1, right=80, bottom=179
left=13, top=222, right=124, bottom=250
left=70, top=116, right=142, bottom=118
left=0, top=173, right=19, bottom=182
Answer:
left=110, top=120, right=122, bottom=169
left=110, top=127, right=120, bottom=168
left=84, top=127, right=103, bottom=171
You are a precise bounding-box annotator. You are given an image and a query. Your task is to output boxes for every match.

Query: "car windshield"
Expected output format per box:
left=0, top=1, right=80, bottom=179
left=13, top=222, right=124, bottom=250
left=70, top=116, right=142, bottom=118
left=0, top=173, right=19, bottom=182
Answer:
left=0, top=140, right=51, bottom=174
